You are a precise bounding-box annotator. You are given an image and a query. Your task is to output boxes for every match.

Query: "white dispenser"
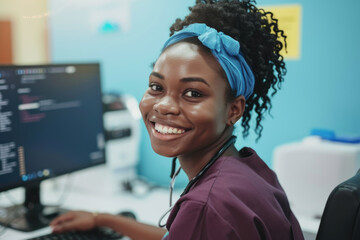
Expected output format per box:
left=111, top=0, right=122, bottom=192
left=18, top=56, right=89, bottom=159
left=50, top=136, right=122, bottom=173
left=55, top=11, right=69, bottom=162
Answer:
left=273, top=136, right=360, bottom=219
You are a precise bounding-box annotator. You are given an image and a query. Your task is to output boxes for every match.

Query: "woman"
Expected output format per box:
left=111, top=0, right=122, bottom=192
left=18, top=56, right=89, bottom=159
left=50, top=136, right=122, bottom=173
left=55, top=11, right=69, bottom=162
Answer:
left=51, top=1, right=304, bottom=239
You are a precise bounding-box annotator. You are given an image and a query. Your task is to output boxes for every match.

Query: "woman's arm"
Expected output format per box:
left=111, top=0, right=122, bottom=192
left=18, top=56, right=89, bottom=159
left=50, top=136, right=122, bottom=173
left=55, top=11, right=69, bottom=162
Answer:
left=95, top=213, right=167, bottom=240
left=50, top=211, right=167, bottom=240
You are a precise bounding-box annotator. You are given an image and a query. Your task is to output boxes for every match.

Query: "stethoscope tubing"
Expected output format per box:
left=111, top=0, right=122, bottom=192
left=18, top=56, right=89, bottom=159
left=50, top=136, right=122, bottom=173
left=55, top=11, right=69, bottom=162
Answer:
left=158, top=136, right=237, bottom=228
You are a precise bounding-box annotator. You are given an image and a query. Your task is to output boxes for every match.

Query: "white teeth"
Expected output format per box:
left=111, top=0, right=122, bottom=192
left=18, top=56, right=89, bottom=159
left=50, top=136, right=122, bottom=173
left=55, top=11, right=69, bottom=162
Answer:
left=155, top=123, right=185, bottom=135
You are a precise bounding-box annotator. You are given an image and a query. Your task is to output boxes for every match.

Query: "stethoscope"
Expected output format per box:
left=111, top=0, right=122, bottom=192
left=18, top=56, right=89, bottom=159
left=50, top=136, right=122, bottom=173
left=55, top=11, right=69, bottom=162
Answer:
left=158, top=135, right=237, bottom=227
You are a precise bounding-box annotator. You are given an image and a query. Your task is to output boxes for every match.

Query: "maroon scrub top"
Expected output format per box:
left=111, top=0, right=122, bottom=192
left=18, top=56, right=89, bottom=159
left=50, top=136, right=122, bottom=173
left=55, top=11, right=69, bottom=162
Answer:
left=163, top=147, right=304, bottom=240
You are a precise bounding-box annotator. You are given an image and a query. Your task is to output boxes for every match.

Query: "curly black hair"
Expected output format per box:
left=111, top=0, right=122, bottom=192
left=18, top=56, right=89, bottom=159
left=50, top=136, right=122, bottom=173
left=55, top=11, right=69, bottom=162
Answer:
left=169, top=0, right=287, bottom=140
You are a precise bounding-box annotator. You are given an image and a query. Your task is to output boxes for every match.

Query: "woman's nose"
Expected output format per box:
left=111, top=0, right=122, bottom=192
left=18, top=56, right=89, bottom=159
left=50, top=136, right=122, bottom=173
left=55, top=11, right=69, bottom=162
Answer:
left=153, top=95, right=180, bottom=115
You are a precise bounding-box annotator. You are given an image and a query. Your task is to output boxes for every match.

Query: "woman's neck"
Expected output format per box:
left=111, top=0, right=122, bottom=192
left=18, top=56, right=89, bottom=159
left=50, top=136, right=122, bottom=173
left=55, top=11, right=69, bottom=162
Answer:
left=178, top=135, right=239, bottom=180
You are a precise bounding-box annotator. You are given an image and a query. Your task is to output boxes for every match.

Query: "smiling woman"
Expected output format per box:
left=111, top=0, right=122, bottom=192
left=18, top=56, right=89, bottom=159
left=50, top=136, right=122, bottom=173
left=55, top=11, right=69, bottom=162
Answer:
left=50, top=1, right=304, bottom=239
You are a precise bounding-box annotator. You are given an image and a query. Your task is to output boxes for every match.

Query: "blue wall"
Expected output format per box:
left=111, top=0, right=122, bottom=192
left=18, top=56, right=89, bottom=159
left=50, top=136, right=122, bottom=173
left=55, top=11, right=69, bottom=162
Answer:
left=49, top=0, right=360, bottom=187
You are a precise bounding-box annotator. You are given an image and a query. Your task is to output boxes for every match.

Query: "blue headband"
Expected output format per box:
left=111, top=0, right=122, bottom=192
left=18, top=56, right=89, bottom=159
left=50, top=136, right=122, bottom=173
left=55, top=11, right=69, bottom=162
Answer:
left=162, top=23, right=255, bottom=99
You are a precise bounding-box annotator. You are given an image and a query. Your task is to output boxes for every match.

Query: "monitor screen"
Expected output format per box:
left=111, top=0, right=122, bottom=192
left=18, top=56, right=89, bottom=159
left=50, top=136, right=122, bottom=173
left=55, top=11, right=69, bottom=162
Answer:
left=0, top=63, right=105, bottom=191
left=0, top=63, right=105, bottom=231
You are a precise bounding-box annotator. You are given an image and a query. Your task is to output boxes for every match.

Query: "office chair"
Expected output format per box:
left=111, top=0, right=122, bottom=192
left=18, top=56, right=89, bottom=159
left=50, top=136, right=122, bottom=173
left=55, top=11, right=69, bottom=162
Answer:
left=316, top=169, right=360, bottom=240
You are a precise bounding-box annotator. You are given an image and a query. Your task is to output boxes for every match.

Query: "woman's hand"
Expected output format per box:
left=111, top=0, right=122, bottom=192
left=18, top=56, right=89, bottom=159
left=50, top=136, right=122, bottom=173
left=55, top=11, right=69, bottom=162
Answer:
left=50, top=211, right=97, bottom=233
left=50, top=210, right=167, bottom=240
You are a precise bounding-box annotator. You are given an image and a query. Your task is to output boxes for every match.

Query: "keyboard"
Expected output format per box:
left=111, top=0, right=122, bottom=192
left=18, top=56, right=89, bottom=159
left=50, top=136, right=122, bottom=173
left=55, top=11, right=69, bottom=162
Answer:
left=27, top=227, right=124, bottom=240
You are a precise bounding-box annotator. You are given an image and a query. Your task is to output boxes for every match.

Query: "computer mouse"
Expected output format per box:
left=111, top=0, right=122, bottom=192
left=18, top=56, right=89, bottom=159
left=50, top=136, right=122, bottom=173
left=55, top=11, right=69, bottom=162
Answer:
left=91, top=211, right=137, bottom=239
left=117, top=210, right=136, bottom=220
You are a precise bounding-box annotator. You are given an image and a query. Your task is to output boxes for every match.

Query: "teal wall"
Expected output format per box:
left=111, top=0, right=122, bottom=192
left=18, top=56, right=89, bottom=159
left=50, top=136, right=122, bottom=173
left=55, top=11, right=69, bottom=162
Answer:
left=49, top=0, right=360, bottom=187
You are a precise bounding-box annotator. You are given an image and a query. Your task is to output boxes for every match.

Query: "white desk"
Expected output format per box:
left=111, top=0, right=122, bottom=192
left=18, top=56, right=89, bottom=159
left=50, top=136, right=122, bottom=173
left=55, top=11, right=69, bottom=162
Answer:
left=0, top=165, right=319, bottom=240
left=0, top=165, right=177, bottom=240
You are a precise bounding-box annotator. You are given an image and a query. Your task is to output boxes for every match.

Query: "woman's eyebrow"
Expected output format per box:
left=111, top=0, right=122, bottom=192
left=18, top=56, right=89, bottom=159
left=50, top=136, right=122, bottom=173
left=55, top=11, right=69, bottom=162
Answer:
left=150, top=71, right=164, bottom=79
left=150, top=73, right=210, bottom=87
left=181, top=77, right=210, bottom=86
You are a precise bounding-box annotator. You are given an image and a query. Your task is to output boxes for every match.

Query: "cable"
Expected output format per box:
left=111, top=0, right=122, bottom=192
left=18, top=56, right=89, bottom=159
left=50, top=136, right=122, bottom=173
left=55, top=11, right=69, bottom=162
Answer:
left=51, top=174, right=73, bottom=208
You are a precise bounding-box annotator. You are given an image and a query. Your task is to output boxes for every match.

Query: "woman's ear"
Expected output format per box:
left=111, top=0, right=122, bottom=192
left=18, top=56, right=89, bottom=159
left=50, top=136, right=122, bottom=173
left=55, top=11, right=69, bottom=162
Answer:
left=227, top=95, right=245, bottom=126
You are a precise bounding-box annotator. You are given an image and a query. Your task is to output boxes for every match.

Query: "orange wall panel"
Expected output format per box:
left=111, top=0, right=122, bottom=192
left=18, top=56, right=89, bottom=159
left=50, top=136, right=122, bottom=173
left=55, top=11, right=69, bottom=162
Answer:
left=0, top=21, right=12, bottom=64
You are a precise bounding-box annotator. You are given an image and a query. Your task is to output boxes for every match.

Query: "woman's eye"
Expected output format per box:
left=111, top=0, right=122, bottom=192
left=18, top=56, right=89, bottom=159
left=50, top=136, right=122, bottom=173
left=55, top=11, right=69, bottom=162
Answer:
left=149, top=83, right=162, bottom=92
left=184, top=90, right=203, bottom=98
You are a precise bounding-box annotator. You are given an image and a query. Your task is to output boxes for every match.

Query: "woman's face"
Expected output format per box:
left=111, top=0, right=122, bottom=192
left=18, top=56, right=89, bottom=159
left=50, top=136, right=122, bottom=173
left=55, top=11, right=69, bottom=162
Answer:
left=139, top=41, right=232, bottom=158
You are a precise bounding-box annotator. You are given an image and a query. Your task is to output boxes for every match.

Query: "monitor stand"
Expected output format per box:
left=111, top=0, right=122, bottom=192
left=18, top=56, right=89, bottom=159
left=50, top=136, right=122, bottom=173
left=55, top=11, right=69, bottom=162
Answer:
left=0, top=183, right=67, bottom=232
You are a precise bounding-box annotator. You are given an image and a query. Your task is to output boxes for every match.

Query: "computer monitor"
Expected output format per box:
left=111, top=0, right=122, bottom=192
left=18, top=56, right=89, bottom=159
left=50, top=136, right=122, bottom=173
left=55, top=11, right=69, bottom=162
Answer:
left=0, top=63, right=105, bottom=231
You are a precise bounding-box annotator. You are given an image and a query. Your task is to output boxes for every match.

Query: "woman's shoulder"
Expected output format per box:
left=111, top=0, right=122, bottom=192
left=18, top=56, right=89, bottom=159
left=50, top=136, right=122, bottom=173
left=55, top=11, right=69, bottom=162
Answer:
left=223, top=147, right=282, bottom=189
left=184, top=148, right=290, bottom=219
left=181, top=148, right=283, bottom=207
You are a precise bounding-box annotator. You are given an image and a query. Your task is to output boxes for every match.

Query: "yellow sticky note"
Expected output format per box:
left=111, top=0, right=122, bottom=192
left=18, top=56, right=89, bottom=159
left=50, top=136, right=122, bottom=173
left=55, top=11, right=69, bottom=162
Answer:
left=261, top=4, right=302, bottom=60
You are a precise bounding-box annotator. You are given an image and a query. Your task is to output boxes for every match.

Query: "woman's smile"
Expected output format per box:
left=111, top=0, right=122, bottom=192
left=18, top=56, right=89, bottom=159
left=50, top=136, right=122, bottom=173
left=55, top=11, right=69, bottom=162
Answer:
left=148, top=119, right=190, bottom=140
left=154, top=122, right=186, bottom=135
